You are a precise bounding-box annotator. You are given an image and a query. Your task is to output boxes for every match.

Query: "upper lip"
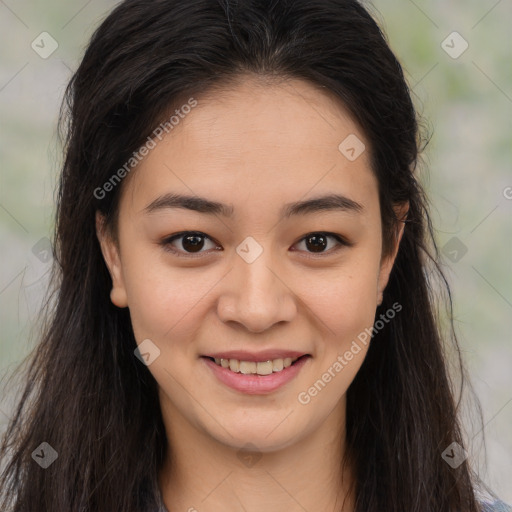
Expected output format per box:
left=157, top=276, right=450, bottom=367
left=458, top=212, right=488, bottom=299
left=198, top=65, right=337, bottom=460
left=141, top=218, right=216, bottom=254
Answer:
left=202, top=350, right=309, bottom=362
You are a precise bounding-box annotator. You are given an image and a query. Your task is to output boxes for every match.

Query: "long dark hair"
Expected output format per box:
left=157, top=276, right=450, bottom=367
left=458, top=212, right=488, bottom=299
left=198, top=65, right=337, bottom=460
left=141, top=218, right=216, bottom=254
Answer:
left=0, top=0, right=487, bottom=510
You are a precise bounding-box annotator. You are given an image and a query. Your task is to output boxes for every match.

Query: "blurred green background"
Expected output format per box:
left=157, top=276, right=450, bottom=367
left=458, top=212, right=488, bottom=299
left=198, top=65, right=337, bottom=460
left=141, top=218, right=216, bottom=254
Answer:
left=1, top=0, right=511, bottom=502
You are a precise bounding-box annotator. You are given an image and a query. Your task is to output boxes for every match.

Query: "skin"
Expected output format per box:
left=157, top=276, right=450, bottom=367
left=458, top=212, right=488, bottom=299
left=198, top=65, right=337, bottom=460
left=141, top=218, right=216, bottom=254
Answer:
left=97, top=75, right=407, bottom=512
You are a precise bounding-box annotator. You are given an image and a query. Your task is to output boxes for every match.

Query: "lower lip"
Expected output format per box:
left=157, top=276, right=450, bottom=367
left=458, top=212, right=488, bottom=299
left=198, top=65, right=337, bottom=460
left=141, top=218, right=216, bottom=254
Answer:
left=202, top=356, right=310, bottom=394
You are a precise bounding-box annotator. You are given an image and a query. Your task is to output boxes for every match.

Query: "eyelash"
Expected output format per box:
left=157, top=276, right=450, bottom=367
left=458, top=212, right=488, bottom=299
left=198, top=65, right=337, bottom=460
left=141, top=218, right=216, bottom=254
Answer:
left=160, top=231, right=352, bottom=259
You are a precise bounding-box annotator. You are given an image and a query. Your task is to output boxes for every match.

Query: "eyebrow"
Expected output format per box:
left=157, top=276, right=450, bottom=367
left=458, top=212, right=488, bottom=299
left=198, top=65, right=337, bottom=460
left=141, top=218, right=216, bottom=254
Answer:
left=143, top=192, right=364, bottom=218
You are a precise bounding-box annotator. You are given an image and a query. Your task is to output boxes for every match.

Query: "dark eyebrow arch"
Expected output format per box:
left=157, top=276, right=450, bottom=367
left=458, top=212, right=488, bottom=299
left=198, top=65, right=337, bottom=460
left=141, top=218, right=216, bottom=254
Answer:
left=144, top=193, right=234, bottom=217
left=282, top=193, right=364, bottom=218
left=143, top=193, right=364, bottom=218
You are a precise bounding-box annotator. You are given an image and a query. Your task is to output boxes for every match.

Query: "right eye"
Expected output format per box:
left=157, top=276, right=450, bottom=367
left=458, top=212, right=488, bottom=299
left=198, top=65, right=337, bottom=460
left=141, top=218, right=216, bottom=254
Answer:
left=160, top=231, right=222, bottom=258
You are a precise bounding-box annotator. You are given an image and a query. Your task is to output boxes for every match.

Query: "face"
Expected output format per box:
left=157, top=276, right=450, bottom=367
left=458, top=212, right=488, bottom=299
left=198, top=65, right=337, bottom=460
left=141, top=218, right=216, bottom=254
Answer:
left=97, top=76, right=405, bottom=453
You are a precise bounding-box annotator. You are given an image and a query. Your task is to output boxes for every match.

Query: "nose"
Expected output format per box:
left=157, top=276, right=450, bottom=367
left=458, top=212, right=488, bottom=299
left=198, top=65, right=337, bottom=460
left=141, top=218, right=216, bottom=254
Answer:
left=216, top=249, right=297, bottom=333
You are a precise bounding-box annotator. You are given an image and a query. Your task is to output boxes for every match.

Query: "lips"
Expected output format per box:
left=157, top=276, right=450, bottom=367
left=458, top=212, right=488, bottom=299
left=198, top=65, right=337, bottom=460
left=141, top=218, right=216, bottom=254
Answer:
left=201, top=350, right=309, bottom=376
left=200, top=351, right=312, bottom=394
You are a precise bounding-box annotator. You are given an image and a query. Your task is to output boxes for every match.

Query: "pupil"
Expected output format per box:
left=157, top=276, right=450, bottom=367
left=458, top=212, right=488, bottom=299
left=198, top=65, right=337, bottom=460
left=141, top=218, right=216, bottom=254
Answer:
left=306, top=234, right=327, bottom=253
left=182, top=234, right=204, bottom=252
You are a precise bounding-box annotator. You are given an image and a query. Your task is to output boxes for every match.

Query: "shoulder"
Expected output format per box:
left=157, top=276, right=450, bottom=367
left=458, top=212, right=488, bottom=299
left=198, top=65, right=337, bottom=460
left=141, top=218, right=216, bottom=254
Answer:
left=480, top=499, right=512, bottom=512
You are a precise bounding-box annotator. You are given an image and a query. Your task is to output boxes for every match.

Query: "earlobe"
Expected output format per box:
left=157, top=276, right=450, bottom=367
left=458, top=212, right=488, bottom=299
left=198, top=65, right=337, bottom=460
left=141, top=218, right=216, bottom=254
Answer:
left=95, top=211, right=128, bottom=308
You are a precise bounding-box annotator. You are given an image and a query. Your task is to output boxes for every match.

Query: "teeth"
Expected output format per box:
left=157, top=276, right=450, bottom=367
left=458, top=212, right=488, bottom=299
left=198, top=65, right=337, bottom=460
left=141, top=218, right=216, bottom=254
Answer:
left=272, top=359, right=284, bottom=371
left=214, top=356, right=300, bottom=375
left=256, top=361, right=273, bottom=375
left=239, top=361, right=256, bottom=374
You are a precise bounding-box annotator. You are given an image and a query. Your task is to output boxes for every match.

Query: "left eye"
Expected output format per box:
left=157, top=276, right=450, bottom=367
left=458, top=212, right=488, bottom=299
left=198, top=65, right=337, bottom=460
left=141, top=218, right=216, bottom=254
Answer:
left=293, top=232, right=348, bottom=255
left=161, top=231, right=349, bottom=258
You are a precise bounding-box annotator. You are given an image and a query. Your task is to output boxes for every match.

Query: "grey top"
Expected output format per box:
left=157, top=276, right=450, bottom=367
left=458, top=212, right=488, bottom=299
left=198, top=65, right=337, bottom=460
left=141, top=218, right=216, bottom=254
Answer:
left=481, top=500, right=512, bottom=512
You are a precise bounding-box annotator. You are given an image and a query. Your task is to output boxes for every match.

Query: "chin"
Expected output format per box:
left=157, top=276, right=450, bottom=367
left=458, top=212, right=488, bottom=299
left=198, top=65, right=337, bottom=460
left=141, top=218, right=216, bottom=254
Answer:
left=205, top=416, right=306, bottom=453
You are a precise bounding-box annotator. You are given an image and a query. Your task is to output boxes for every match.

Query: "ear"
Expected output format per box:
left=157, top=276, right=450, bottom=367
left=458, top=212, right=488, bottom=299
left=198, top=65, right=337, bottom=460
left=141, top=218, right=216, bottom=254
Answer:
left=95, top=211, right=128, bottom=308
left=376, top=202, right=409, bottom=306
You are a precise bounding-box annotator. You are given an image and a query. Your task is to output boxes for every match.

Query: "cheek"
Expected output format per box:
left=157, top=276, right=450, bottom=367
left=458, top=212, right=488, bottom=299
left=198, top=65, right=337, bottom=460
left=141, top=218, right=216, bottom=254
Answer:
left=122, top=254, right=219, bottom=346
left=300, top=258, right=380, bottom=341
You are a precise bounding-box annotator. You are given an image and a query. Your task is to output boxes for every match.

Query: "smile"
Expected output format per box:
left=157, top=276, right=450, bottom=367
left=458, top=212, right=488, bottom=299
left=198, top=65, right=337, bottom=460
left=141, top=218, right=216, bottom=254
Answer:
left=201, top=354, right=311, bottom=394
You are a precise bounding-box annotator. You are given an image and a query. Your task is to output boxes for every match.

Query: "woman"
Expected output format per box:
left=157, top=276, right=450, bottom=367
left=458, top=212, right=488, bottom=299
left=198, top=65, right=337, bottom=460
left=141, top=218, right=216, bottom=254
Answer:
left=0, top=0, right=509, bottom=511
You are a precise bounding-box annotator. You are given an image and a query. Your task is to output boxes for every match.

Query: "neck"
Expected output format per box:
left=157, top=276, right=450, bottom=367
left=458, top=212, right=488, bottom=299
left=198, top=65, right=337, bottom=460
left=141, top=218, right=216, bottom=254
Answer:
left=158, top=398, right=355, bottom=512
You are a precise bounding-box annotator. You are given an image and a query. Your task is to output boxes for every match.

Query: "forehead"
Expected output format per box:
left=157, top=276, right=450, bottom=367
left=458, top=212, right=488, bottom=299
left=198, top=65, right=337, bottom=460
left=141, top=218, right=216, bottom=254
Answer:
left=119, top=76, right=379, bottom=220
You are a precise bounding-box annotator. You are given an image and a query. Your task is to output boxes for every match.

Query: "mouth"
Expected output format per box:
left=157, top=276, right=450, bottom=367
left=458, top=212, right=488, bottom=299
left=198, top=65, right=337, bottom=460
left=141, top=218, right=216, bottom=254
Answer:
left=202, top=354, right=310, bottom=376
left=201, top=353, right=312, bottom=394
